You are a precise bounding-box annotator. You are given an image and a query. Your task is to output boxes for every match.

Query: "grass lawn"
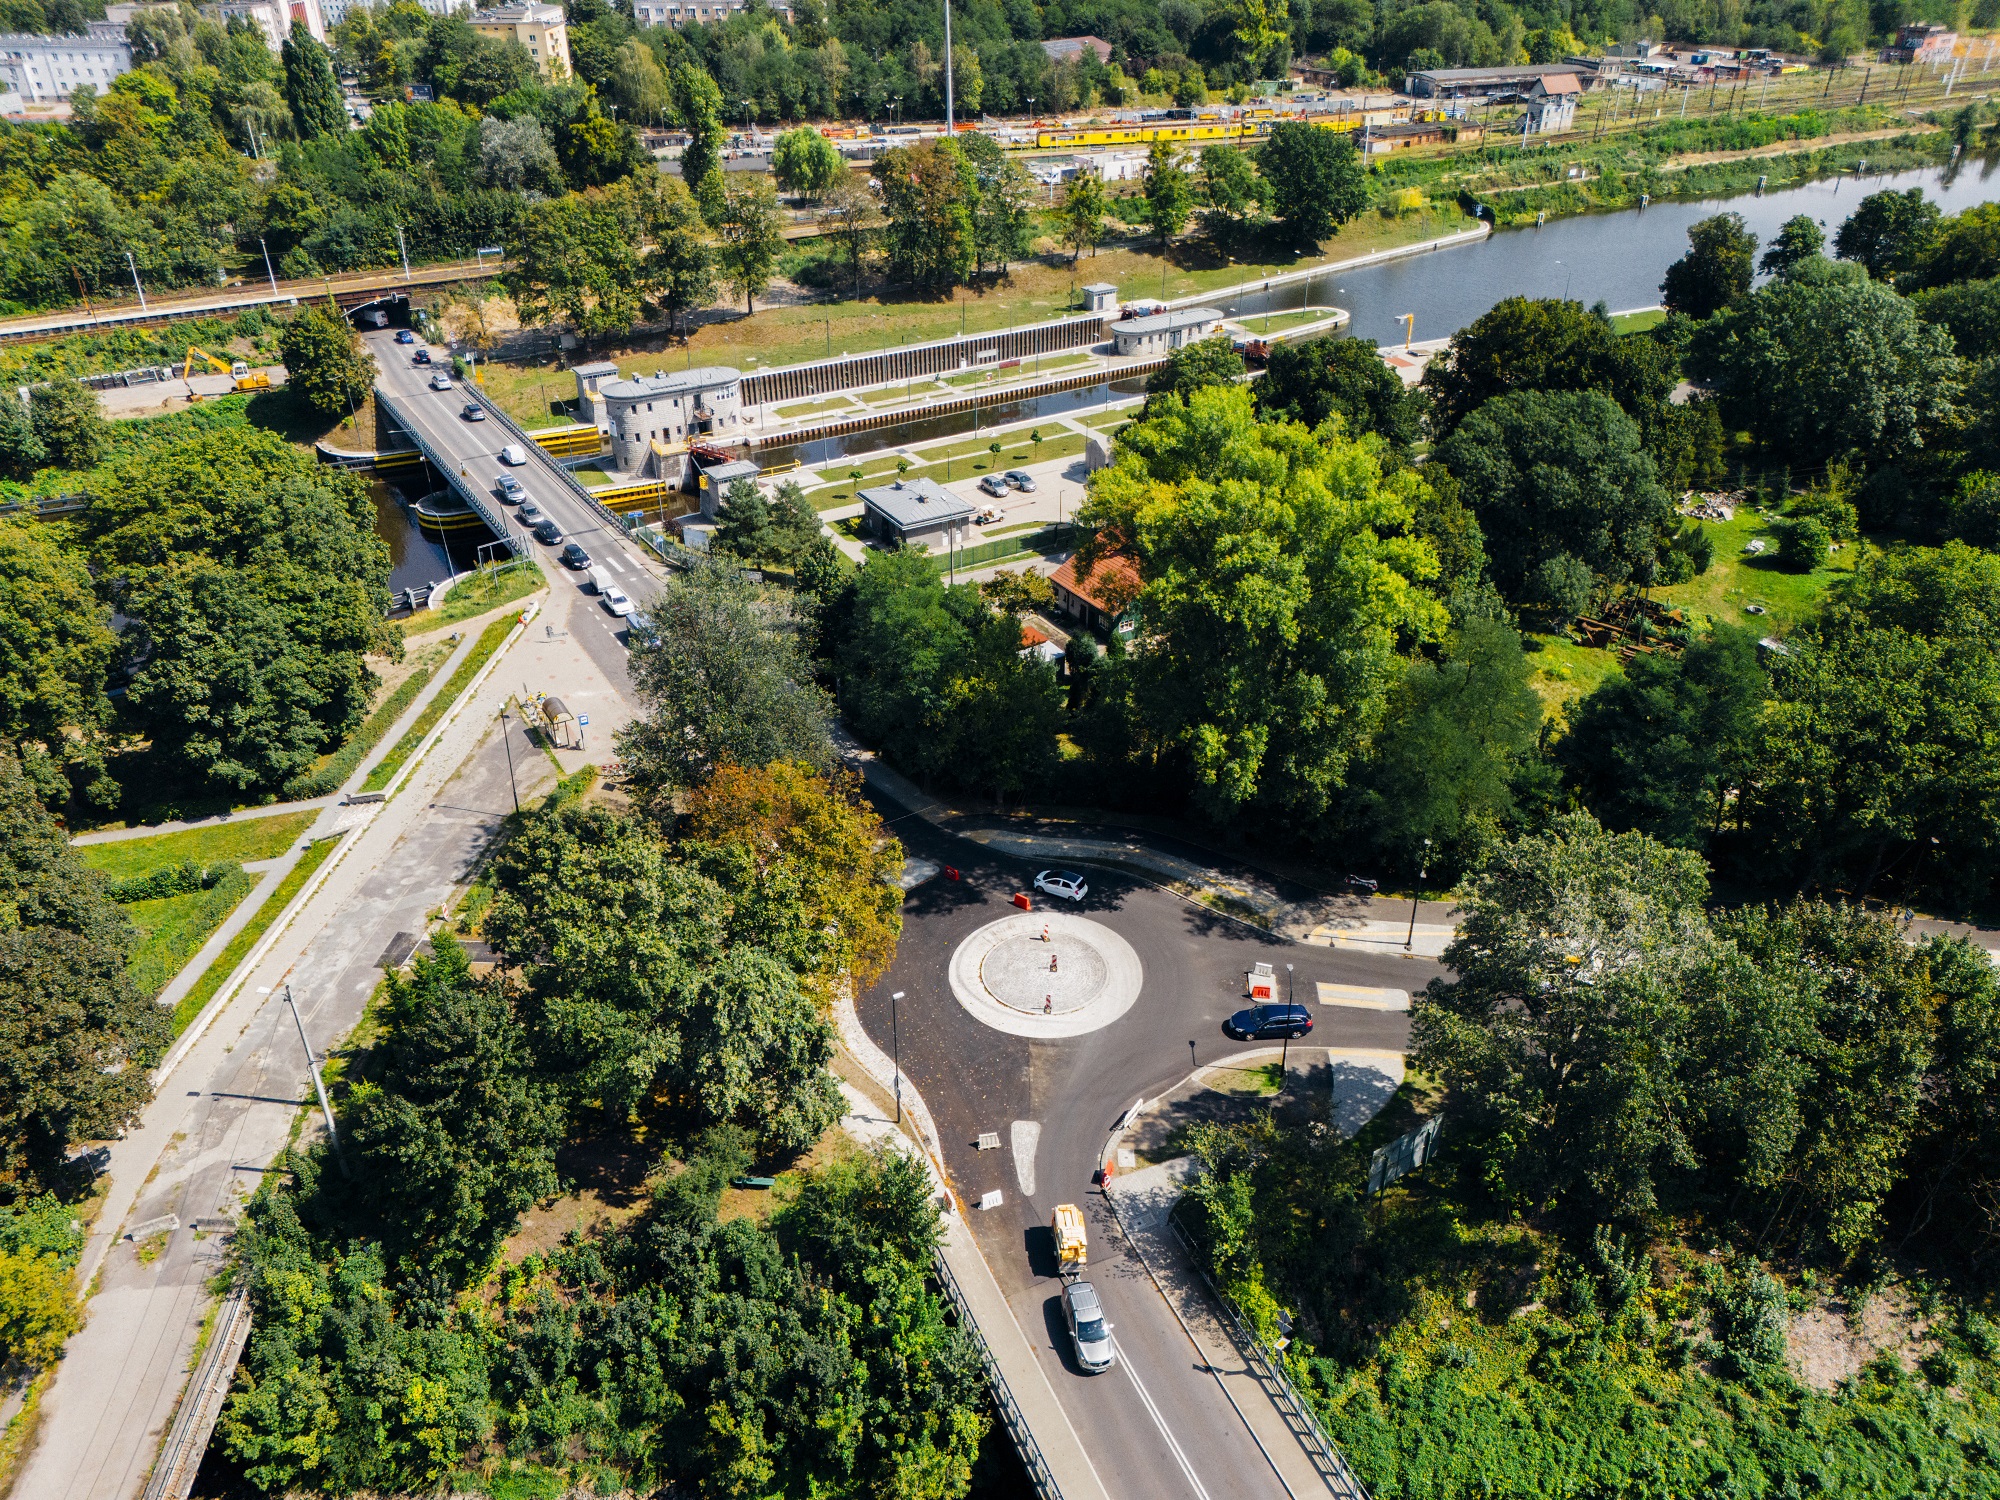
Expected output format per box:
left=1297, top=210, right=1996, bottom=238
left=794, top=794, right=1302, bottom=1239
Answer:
left=168, top=837, right=341, bottom=1035
left=856, top=383, right=943, bottom=407
left=1526, top=634, right=1625, bottom=720
left=984, top=519, right=1045, bottom=538
left=364, top=613, right=518, bottom=793
left=1654, top=509, right=1860, bottom=634
left=1234, top=307, right=1345, bottom=335
left=401, top=559, right=545, bottom=637
left=572, top=466, right=617, bottom=488
left=940, top=352, right=1095, bottom=388
left=76, top=808, right=323, bottom=882
left=461, top=365, right=580, bottom=430
left=815, top=431, right=1089, bottom=504
left=1082, top=405, right=1139, bottom=429
left=1611, top=307, right=1668, bottom=335
left=125, top=868, right=258, bottom=999
left=775, top=395, right=860, bottom=418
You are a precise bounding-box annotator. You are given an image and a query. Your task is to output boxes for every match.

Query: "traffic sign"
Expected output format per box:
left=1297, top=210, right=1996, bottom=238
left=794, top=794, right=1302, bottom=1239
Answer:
left=578, top=714, right=590, bottom=725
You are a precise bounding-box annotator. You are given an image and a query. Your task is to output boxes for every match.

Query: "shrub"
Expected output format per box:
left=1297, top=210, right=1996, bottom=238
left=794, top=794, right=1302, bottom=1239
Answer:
left=1776, top=516, right=1832, bottom=570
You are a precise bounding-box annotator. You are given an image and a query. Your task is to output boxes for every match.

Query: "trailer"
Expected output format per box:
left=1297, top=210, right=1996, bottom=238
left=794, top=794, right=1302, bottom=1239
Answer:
left=1052, top=1203, right=1087, bottom=1275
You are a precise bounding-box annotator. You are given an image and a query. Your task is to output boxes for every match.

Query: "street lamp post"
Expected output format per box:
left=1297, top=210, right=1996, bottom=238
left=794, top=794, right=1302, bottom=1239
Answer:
left=1280, top=962, right=1295, bottom=1088
left=1404, top=838, right=1432, bottom=950
left=500, top=707, right=520, bottom=812
left=125, top=250, right=148, bottom=312
left=258, top=236, right=279, bottom=295
left=890, top=991, right=905, bottom=1121
left=265, top=985, right=346, bottom=1174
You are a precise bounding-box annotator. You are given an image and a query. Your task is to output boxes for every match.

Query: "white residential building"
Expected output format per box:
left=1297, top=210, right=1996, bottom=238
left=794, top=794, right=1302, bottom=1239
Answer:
left=207, top=0, right=326, bottom=49
left=0, top=31, right=132, bottom=101
left=471, top=3, right=569, bottom=77
left=632, top=0, right=792, bottom=23
left=318, top=0, right=467, bottom=20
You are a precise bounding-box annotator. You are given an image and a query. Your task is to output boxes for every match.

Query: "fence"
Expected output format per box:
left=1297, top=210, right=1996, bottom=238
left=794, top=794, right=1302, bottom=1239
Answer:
left=0, top=491, right=86, bottom=520
left=1166, top=1216, right=1372, bottom=1500
left=141, top=1276, right=252, bottom=1500
left=741, top=315, right=1108, bottom=407
left=931, top=1248, right=1068, bottom=1500
left=931, top=522, right=1075, bottom=574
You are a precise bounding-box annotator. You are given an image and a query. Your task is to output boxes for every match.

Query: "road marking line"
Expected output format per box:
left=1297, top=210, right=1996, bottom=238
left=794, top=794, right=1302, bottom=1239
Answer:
left=1010, top=1120, right=1039, bottom=1198
left=604, top=551, right=628, bottom=573
left=1316, top=982, right=1410, bottom=1011
left=1111, top=1335, right=1214, bottom=1500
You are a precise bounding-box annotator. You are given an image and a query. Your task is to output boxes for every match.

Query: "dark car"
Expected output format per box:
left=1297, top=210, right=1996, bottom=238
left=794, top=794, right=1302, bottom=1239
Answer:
left=1224, top=1004, right=1313, bottom=1041
left=394, top=329, right=415, bottom=344
left=413, top=349, right=431, bottom=364
left=559, top=542, right=591, bottom=570
left=532, top=518, right=563, bottom=545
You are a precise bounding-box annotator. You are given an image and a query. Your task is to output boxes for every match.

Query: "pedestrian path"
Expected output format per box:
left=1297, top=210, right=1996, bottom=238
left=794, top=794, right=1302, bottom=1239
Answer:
left=69, top=797, right=340, bottom=846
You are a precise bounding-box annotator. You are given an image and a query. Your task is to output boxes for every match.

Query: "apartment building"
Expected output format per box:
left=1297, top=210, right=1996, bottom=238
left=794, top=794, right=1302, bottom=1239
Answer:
left=472, top=2, right=569, bottom=76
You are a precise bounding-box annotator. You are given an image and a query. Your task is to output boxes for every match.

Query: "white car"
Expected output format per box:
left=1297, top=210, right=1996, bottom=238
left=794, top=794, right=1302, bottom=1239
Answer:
left=601, top=581, right=634, bottom=617
left=1034, top=869, right=1088, bottom=902
left=500, top=444, right=528, bottom=465
left=429, top=372, right=453, bottom=391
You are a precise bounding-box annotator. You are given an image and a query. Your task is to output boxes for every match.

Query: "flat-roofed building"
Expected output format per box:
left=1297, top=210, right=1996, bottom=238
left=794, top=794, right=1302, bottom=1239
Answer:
left=601, top=364, right=745, bottom=478
left=1405, top=64, right=1581, bottom=101
left=472, top=2, right=569, bottom=77
left=0, top=30, right=131, bottom=100
left=1111, top=306, right=1223, bottom=357
left=858, top=476, right=980, bottom=549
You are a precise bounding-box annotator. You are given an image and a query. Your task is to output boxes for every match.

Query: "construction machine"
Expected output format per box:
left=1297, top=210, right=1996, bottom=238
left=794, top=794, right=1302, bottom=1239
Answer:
left=182, top=347, right=270, bottom=399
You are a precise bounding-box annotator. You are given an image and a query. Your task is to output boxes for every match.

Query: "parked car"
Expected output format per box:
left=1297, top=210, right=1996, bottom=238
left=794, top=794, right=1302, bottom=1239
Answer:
left=1033, top=870, right=1088, bottom=902
left=413, top=349, right=431, bottom=364
left=461, top=401, right=486, bottom=422
left=1223, top=1004, right=1314, bottom=1041
left=428, top=372, right=452, bottom=390
left=1062, top=1281, right=1115, bottom=1373
left=532, top=518, right=563, bottom=545
left=495, top=474, right=524, bottom=502
left=395, top=329, right=415, bottom=344
left=517, top=499, right=545, bottom=524
left=561, top=543, right=592, bottom=570
left=624, top=610, right=657, bottom=645
left=978, top=473, right=1009, bottom=497
left=499, top=443, right=527, bottom=465
left=1005, top=470, right=1038, bottom=491
left=601, top=581, right=634, bottom=616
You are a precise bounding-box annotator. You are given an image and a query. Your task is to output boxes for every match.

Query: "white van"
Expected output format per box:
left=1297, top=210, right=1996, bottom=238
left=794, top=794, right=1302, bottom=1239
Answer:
left=587, top=565, right=614, bottom=594
left=499, top=444, right=528, bottom=466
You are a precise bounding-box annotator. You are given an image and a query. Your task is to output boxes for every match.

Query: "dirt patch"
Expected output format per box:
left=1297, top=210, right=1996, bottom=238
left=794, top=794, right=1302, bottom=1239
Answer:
left=717, top=1130, right=860, bottom=1225
left=502, top=1134, right=656, bottom=1264
left=1788, top=1284, right=1936, bottom=1391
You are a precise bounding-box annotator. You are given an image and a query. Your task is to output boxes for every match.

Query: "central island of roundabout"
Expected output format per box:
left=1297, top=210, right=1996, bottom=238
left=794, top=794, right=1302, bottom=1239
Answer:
left=947, top=910, right=1144, bottom=1039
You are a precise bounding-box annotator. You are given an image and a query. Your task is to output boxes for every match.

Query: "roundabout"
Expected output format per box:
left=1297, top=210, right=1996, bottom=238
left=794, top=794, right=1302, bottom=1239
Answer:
left=948, top=911, right=1144, bottom=1038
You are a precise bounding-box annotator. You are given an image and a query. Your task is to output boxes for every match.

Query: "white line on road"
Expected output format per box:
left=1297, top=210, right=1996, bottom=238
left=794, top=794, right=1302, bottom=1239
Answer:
left=1111, top=1336, right=1214, bottom=1500
left=1010, top=1119, right=1039, bottom=1198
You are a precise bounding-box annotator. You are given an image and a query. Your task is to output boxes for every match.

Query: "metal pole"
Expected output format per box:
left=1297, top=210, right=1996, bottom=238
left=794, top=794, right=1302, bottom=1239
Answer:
left=396, top=224, right=412, bottom=282
left=259, top=236, right=279, bottom=295
left=943, top=0, right=954, bottom=132
left=891, top=991, right=905, bottom=1121
left=1404, top=838, right=1431, bottom=950
left=125, top=250, right=147, bottom=312
left=1280, top=963, right=1294, bottom=1088
left=500, top=709, right=520, bottom=812
left=281, top=985, right=346, bottom=1170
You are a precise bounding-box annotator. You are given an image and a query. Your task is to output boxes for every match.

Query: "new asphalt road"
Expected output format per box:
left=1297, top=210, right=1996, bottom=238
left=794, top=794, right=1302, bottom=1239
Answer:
left=856, top=792, right=1445, bottom=1500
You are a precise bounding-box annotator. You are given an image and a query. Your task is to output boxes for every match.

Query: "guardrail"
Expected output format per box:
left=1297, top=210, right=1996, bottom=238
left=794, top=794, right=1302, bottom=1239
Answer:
left=931, top=1247, right=1068, bottom=1500
left=373, top=389, right=527, bottom=555
left=477, top=398, right=633, bottom=542
left=142, top=1275, right=252, bottom=1500
left=1167, top=1217, right=1371, bottom=1500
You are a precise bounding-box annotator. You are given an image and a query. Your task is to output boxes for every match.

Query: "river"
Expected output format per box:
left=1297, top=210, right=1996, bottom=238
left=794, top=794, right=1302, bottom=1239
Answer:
left=758, top=151, right=2000, bottom=470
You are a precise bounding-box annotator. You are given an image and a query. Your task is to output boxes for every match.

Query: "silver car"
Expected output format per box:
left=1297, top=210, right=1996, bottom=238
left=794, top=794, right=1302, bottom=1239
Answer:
left=1063, top=1281, right=1115, bottom=1372
left=1005, top=470, right=1038, bottom=491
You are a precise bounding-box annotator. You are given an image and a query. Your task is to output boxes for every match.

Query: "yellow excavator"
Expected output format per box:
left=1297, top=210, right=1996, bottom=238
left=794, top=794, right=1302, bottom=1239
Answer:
left=182, top=347, right=271, bottom=400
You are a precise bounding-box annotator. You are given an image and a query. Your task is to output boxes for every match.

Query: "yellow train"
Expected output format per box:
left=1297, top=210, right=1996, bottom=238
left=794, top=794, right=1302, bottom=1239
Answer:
left=1033, top=115, right=1370, bottom=150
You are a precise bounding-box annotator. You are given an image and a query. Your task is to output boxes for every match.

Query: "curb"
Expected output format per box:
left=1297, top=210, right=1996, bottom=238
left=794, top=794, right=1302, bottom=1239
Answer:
left=380, top=607, right=534, bottom=800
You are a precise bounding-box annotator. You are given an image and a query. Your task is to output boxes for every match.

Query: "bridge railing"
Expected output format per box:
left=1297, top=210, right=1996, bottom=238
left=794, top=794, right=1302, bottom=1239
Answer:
left=1168, top=1216, right=1372, bottom=1500
left=930, top=1247, right=1068, bottom=1500
left=477, top=394, right=634, bottom=541
left=374, top=389, right=528, bottom=555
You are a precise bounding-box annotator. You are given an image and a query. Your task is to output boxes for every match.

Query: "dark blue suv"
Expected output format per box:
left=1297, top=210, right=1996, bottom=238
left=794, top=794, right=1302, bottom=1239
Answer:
left=1224, top=1004, right=1313, bottom=1041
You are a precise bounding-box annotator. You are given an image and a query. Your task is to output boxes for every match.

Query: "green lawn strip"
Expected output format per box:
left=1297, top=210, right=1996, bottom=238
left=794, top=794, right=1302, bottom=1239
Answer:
left=983, top=520, right=1047, bottom=539
left=1236, top=307, right=1345, bottom=335
left=125, top=868, right=258, bottom=999
left=169, top=837, right=340, bottom=1035
left=396, top=559, right=544, bottom=638
left=77, top=808, right=322, bottom=882
left=1082, top=406, right=1137, bottom=429
left=775, top=395, right=860, bottom=418
left=282, top=651, right=448, bottom=798
left=572, top=466, right=617, bottom=487
left=1527, top=633, right=1625, bottom=720
left=1611, top=308, right=1667, bottom=335
left=363, top=614, right=517, bottom=792
left=816, top=432, right=1088, bottom=505
left=1653, top=509, right=1856, bottom=634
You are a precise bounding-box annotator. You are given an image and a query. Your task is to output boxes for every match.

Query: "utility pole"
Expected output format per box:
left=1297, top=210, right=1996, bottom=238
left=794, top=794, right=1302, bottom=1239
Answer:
left=271, top=985, right=346, bottom=1174
left=1404, top=839, right=1432, bottom=950
left=395, top=223, right=411, bottom=282
left=943, top=0, right=954, bottom=133
left=500, top=707, right=520, bottom=812
left=891, top=991, right=905, bottom=1121
left=125, top=250, right=147, bottom=312
left=259, top=236, right=279, bottom=295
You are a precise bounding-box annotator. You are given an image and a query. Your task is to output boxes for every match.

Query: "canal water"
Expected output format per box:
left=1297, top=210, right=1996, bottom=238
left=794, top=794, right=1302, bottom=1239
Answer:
left=757, top=151, right=2000, bottom=470
left=373, top=479, right=497, bottom=595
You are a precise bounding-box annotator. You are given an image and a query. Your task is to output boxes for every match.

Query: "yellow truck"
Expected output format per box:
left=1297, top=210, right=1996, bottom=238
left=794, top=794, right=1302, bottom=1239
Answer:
left=1052, top=1203, right=1087, bottom=1274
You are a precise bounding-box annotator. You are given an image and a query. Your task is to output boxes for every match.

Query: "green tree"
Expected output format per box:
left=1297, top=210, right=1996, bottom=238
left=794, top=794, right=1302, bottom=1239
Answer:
left=1688, top=274, right=1961, bottom=463
left=712, top=476, right=773, bottom=559
left=1257, top=334, right=1423, bottom=450
left=0, top=522, right=116, bottom=807
left=1660, top=212, right=1756, bottom=320
left=1058, top=169, right=1106, bottom=264
left=771, top=125, right=842, bottom=198
left=0, top=394, right=46, bottom=480
left=1141, top=138, right=1192, bottom=244
left=1556, top=626, right=1767, bottom=851
left=1759, top=213, right=1825, bottom=278
left=281, top=21, right=344, bottom=138
left=1912, top=275, right=2000, bottom=362
left=872, top=138, right=975, bottom=292
left=278, top=300, right=373, bottom=417
left=616, top=556, right=834, bottom=806
left=345, top=938, right=561, bottom=1278
left=1257, top=120, right=1366, bottom=246
left=27, top=376, right=105, bottom=472
left=1345, top=615, right=1543, bottom=875
left=1144, top=334, right=1243, bottom=411
left=0, top=746, right=168, bottom=1200
left=713, top=173, right=783, bottom=313
left=971, top=153, right=1037, bottom=276
left=1414, top=812, right=1717, bottom=1223
left=1433, top=388, right=1673, bottom=604
left=815, top=165, right=883, bottom=295
left=1419, top=297, right=1678, bottom=437
left=832, top=550, right=1062, bottom=800
left=1776, top=514, right=1831, bottom=570
left=1079, top=382, right=1444, bottom=824
left=1834, top=186, right=1941, bottom=281
left=507, top=187, right=641, bottom=341
left=0, top=1248, right=78, bottom=1368
left=673, top=61, right=727, bottom=217
left=1906, top=201, right=2000, bottom=291
left=1195, top=143, right=1262, bottom=242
